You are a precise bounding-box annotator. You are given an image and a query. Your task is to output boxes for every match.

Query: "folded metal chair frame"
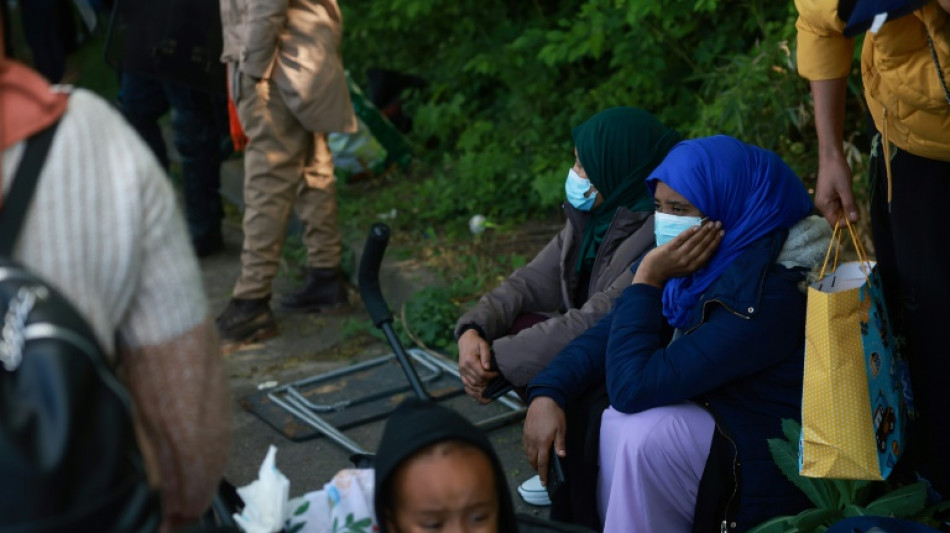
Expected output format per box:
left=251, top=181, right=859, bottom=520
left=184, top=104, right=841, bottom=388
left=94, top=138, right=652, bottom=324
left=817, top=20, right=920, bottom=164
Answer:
left=265, top=223, right=525, bottom=456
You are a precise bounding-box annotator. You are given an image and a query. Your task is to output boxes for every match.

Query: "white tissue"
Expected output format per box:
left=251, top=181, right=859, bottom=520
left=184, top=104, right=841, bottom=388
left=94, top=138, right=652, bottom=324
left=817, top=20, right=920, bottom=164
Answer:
left=233, top=445, right=290, bottom=533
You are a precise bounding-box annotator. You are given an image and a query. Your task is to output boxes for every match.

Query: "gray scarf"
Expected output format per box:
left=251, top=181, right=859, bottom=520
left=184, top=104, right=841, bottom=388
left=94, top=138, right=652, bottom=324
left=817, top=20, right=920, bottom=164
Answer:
left=777, top=215, right=833, bottom=273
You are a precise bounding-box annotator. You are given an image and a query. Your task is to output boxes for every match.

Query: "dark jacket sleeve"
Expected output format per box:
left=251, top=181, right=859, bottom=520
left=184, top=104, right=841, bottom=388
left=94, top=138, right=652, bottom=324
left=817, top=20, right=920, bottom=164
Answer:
left=525, top=303, right=615, bottom=408
left=605, top=278, right=805, bottom=414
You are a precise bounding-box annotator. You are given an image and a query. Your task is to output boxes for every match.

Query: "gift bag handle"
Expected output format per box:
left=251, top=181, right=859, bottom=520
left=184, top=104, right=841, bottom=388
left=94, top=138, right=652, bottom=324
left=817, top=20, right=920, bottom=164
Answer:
left=818, top=213, right=872, bottom=282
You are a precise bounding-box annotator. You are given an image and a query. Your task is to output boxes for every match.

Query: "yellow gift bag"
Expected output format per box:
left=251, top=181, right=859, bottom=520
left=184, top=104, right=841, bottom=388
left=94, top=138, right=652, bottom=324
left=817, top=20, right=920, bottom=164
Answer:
left=799, top=218, right=907, bottom=480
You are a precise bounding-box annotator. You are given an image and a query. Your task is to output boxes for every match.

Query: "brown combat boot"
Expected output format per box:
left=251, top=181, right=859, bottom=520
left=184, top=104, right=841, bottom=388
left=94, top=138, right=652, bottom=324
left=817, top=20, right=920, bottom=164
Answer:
left=215, top=296, right=277, bottom=347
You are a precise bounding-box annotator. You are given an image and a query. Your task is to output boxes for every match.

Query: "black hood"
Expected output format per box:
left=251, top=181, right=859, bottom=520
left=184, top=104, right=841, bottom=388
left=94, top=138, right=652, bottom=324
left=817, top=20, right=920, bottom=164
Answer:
left=373, top=399, right=518, bottom=533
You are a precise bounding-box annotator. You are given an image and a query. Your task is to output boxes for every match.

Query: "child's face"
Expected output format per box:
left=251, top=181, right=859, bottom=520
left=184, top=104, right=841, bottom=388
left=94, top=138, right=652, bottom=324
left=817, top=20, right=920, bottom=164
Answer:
left=388, top=443, right=499, bottom=533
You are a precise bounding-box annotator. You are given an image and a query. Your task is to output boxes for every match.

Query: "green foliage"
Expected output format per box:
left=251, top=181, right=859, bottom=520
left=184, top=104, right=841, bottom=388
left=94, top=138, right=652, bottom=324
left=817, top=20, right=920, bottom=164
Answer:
left=401, top=286, right=462, bottom=356
left=688, top=15, right=815, bottom=179
left=747, top=420, right=946, bottom=533
left=339, top=317, right=375, bottom=343
left=340, top=0, right=844, bottom=228
left=279, top=235, right=309, bottom=281
left=279, top=232, right=355, bottom=281
left=332, top=2, right=877, bottom=355
left=377, top=235, right=533, bottom=359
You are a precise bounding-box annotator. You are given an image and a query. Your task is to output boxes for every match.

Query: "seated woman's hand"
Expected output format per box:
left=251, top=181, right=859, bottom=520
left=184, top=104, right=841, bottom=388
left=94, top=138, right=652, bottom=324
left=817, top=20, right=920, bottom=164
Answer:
left=635, top=221, right=724, bottom=287
left=522, top=397, right=567, bottom=486
left=457, top=329, right=499, bottom=403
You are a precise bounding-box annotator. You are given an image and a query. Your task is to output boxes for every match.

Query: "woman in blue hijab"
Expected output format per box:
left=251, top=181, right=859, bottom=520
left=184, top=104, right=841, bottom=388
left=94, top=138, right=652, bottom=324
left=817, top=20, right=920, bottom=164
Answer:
left=523, top=136, right=832, bottom=532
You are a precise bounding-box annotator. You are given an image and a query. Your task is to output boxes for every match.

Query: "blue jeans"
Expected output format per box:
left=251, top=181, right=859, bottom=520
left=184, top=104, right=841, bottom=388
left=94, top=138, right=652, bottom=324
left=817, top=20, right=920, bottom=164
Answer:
left=119, top=73, right=226, bottom=242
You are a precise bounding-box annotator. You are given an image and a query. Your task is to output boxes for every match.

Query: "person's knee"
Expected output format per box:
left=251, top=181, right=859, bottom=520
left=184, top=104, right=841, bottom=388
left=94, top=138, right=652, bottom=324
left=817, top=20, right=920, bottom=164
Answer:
left=623, top=410, right=696, bottom=468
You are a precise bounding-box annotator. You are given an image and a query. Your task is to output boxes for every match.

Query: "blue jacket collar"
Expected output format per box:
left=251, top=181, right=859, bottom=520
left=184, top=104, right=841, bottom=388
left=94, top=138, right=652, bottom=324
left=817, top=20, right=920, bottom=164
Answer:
left=681, top=229, right=790, bottom=333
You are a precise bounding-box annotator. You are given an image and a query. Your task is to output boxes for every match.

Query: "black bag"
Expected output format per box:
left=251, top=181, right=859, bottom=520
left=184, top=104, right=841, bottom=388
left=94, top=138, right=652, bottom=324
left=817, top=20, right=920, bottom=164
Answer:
left=0, top=123, right=161, bottom=531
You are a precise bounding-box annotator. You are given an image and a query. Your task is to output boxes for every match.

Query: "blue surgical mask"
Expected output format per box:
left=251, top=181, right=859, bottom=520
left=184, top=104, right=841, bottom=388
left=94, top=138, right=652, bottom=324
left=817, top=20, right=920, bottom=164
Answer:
left=654, top=212, right=706, bottom=246
left=565, top=168, right=597, bottom=211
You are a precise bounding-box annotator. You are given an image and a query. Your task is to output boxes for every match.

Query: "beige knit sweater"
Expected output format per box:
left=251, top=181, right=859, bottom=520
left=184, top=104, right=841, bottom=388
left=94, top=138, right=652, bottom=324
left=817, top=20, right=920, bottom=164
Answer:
left=2, top=89, right=231, bottom=527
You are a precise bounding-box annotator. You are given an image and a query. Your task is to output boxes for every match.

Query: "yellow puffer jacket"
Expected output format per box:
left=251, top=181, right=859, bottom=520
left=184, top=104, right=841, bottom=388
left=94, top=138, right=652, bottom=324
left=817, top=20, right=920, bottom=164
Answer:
left=796, top=0, right=950, bottom=162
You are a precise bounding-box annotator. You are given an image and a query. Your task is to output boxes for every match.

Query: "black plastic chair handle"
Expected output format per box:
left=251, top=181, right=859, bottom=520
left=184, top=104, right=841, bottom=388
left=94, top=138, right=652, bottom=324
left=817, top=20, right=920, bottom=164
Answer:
left=358, top=223, right=393, bottom=328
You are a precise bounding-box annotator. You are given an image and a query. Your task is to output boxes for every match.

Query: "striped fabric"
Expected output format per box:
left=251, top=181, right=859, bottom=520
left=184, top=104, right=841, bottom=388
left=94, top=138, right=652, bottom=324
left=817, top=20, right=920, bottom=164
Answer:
left=3, top=89, right=207, bottom=353
left=2, top=88, right=230, bottom=525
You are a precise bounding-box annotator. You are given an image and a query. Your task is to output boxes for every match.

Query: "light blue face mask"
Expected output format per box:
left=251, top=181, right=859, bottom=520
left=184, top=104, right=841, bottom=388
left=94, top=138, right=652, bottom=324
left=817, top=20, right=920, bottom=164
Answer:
left=654, top=212, right=706, bottom=246
left=565, top=168, right=597, bottom=211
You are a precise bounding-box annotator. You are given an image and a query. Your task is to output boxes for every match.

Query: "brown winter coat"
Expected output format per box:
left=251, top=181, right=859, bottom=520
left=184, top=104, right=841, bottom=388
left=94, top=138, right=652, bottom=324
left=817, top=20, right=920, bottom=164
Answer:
left=454, top=206, right=655, bottom=388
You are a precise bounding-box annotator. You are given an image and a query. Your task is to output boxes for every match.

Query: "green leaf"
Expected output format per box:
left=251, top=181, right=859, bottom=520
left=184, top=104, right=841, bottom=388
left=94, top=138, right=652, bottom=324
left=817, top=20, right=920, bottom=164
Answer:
left=864, top=481, right=928, bottom=518
left=747, top=514, right=797, bottom=533
left=781, top=418, right=801, bottom=444
left=830, top=479, right=871, bottom=508
left=287, top=523, right=305, bottom=533
left=913, top=498, right=950, bottom=524
left=294, top=500, right=310, bottom=516
left=790, top=508, right=842, bottom=531
left=853, top=481, right=875, bottom=506
left=766, top=437, right=835, bottom=509
left=843, top=504, right=868, bottom=517
left=589, top=30, right=605, bottom=59
left=766, top=437, right=799, bottom=481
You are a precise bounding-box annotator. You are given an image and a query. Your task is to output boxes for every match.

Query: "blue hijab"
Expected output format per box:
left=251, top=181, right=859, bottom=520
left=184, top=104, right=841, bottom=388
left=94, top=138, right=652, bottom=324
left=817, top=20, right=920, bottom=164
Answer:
left=645, top=136, right=814, bottom=328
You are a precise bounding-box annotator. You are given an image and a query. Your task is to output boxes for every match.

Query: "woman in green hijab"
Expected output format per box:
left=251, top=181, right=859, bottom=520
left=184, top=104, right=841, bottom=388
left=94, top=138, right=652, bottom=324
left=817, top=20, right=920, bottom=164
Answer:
left=570, top=107, right=679, bottom=274
left=455, top=106, right=679, bottom=404
left=454, top=108, right=679, bottom=505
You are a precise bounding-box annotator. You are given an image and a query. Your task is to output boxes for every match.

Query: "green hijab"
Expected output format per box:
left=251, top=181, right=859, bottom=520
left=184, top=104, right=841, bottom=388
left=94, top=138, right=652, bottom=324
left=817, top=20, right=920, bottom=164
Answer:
left=571, top=107, right=681, bottom=272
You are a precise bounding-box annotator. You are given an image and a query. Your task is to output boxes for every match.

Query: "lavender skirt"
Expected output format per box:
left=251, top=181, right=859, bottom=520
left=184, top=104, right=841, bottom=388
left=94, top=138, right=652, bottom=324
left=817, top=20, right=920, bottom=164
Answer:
left=597, top=403, right=716, bottom=533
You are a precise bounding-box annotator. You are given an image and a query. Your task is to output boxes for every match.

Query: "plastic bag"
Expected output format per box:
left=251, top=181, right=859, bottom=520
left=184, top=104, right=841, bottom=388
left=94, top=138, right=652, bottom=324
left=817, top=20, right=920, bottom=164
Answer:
left=233, top=446, right=290, bottom=533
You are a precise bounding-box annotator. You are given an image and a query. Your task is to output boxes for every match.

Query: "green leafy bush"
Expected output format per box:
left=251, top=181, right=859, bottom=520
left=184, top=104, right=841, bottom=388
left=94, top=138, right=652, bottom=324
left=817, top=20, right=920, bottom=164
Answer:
left=339, top=0, right=850, bottom=228
left=333, top=0, right=875, bottom=357
left=748, top=419, right=949, bottom=532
